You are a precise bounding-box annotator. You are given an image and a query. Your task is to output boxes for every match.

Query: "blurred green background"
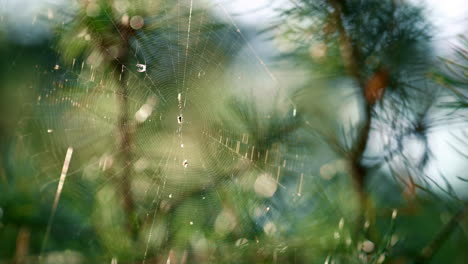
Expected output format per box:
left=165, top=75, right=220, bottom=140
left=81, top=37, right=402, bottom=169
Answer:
left=0, top=0, right=467, bottom=263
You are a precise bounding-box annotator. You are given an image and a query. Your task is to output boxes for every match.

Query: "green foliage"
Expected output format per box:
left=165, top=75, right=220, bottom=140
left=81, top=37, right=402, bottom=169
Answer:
left=0, top=0, right=467, bottom=264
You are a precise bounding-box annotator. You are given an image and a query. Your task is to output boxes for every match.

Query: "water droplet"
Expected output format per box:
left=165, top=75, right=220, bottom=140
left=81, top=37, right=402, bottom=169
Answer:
left=197, top=71, right=205, bottom=78
left=136, top=64, right=146, bottom=72
left=320, top=162, right=336, bottom=180
left=47, top=129, right=53, bottom=133
left=134, top=158, right=149, bottom=172
left=377, top=254, right=386, bottom=264
left=392, top=209, right=398, bottom=219
left=334, top=231, right=340, bottom=239
left=391, top=234, right=399, bottom=246
left=364, top=220, right=370, bottom=229
left=135, top=97, right=157, bottom=123
left=293, top=108, right=297, bottom=117
left=215, top=209, right=237, bottom=234
left=254, top=173, right=277, bottom=197
left=362, top=240, right=375, bottom=253
left=189, top=221, right=193, bottom=225
left=135, top=105, right=152, bottom=122
left=168, top=194, right=172, bottom=198
left=235, top=238, right=248, bottom=247
left=86, top=2, right=100, bottom=17
left=121, top=14, right=129, bottom=26
left=263, top=221, right=277, bottom=235
left=47, top=9, right=54, bottom=19
left=309, top=43, right=327, bottom=59
left=130, top=15, right=144, bottom=30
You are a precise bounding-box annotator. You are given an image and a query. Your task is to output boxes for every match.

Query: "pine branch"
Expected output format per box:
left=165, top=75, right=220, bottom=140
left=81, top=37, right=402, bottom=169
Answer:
left=327, top=0, right=372, bottom=222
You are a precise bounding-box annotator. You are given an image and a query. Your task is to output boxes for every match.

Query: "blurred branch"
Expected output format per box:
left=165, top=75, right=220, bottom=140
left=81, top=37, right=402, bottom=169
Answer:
left=106, top=19, right=139, bottom=239
left=327, top=0, right=364, bottom=85
left=13, top=227, right=30, bottom=264
left=327, top=0, right=372, bottom=222
left=415, top=205, right=468, bottom=264
left=0, top=159, right=7, bottom=185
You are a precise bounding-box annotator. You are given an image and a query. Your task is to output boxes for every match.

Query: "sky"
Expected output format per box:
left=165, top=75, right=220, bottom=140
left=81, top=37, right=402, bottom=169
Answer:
left=224, top=0, right=467, bottom=49
left=1, top=0, right=466, bottom=46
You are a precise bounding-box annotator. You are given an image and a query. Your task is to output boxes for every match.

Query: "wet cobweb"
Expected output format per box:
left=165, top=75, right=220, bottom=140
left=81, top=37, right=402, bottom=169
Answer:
left=11, top=1, right=345, bottom=263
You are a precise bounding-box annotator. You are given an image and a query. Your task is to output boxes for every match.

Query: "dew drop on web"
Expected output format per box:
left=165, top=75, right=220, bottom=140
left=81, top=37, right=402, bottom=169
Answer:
left=136, top=63, right=146, bottom=72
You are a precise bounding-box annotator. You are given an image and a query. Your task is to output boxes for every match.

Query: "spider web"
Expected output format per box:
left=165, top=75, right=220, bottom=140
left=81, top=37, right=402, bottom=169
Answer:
left=12, top=0, right=339, bottom=262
